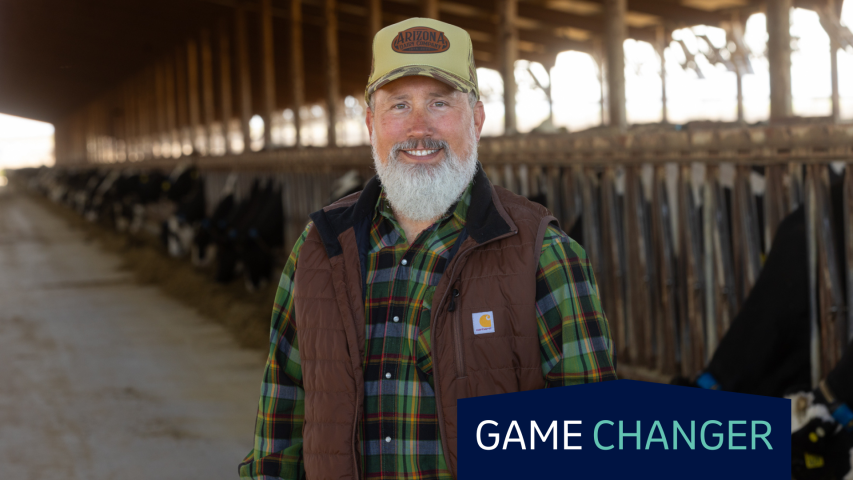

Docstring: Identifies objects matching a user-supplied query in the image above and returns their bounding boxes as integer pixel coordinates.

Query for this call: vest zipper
[431,229,516,479]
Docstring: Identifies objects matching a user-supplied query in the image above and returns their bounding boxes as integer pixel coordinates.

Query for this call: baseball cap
[365,18,479,104]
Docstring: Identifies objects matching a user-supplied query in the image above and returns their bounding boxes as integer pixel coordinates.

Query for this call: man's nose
[406,107,434,140]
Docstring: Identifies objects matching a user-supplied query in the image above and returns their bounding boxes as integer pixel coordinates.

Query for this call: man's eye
[434,102,446,107]
[393,104,407,109]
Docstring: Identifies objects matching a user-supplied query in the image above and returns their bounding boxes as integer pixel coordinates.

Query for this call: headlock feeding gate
[40,121,849,383]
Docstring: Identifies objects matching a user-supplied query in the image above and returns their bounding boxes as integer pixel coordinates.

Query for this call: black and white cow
[192,173,238,267]
[672,174,852,480]
[161,165,205,257]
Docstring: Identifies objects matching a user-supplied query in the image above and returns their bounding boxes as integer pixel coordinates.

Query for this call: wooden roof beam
[624,0,729,27]
[439,12,594,53]
[514,2,656,43]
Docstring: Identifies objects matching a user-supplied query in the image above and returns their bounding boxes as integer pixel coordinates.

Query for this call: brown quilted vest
[294,166,557,479]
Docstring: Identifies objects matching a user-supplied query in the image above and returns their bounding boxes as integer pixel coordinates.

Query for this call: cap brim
[365,65,478,104]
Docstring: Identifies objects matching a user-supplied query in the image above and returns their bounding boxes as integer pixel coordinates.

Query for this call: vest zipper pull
[448,288,459,312]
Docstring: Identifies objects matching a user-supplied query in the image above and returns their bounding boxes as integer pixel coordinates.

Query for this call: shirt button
[385,436,391,443]
[385,372,392,379]
[401,259,408,266]
[392,316,400,323]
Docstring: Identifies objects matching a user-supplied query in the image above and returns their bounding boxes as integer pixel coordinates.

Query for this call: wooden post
[657,25,668,123]
[144,69,154,158]
[499,0,518,134]
[594,40,607,126]
[201,29,216,153]
[236,5,253,151]
[291,0,305,147]
[187,38,202,153]
[844,162,853,344]
[219,18,233,154]
[164,55,178,155]
[703,165,719,360]
[652,165,678,374]
[137,72,149,159]
[677,164,705,376]
[175,46,189,152]
[732,14,746,123]
[605,0,627,130]
[261,0,276,149]
[155,62,166,152]
[369,0,382,37]
[600,167,627,362]
[326,0,340,147]
[422,0,439,19]
[767,0,793,122]
[830,0,841,122]
[764,165,787,252]
[736,67,745,122]
[124,83,135,161]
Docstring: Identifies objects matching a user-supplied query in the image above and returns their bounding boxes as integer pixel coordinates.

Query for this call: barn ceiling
[0,0,831,124]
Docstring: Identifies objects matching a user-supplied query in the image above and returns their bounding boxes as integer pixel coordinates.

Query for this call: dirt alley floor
[0,184,273,479]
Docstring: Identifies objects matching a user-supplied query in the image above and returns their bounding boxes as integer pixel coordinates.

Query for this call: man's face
[366,76,485,170]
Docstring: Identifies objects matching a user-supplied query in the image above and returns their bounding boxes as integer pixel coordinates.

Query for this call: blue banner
[458,380,790,479]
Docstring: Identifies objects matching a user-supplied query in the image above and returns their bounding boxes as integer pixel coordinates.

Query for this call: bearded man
[239,18,616,480]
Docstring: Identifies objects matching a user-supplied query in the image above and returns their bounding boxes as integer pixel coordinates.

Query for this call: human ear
[366,104,374,139]
[473,100,486,141]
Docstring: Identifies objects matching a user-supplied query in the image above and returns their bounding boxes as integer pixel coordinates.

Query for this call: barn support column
[122,85,132,161]
[147,69,156,157]
[128,83,137,160]
[187,38,202,154]
[369,0,382,38]
[326,0,340,147]
[218,18,234,154]
[236,5,253,152]
[731,14,746,123]
[767,0,793,122]
[499,0,518,134]
[164,56,178,156]
[291,0,305,147]
[175,46,189,154]
[657,25,668,123]
[200,29,216,154]
[422,0,439,19]
[830,0,841,122]
[154,65,163,156]
[736,65,745,122]
[593,40,606,126]
[136,73,149,159]
[542,57,556,127]
[261,0,276,149]
[604,0,627,131]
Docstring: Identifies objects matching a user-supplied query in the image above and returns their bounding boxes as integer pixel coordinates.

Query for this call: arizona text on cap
[365,18,479,104]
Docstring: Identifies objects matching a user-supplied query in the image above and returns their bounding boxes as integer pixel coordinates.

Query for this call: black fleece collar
[308,163,512,259]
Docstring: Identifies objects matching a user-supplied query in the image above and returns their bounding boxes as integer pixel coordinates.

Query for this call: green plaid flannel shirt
[239,182,616,479]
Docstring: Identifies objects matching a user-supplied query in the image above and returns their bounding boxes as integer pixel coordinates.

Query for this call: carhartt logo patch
[391,27,450,54]
[473,311,495,335]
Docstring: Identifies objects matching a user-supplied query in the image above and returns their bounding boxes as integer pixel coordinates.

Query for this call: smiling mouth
[402,148,441,157]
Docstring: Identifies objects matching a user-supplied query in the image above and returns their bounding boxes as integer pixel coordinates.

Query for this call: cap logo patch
[391,27,450,54]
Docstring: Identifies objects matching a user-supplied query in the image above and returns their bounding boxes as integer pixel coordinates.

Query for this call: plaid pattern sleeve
[238,223,313,480]
[536,225,617,386]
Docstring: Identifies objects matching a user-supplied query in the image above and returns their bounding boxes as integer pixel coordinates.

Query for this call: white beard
[372,121,479,223]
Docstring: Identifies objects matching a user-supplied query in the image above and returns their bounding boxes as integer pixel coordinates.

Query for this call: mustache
[388,137,449,161]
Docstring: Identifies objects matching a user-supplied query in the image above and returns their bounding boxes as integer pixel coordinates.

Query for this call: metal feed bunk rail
[85,122,853,383]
